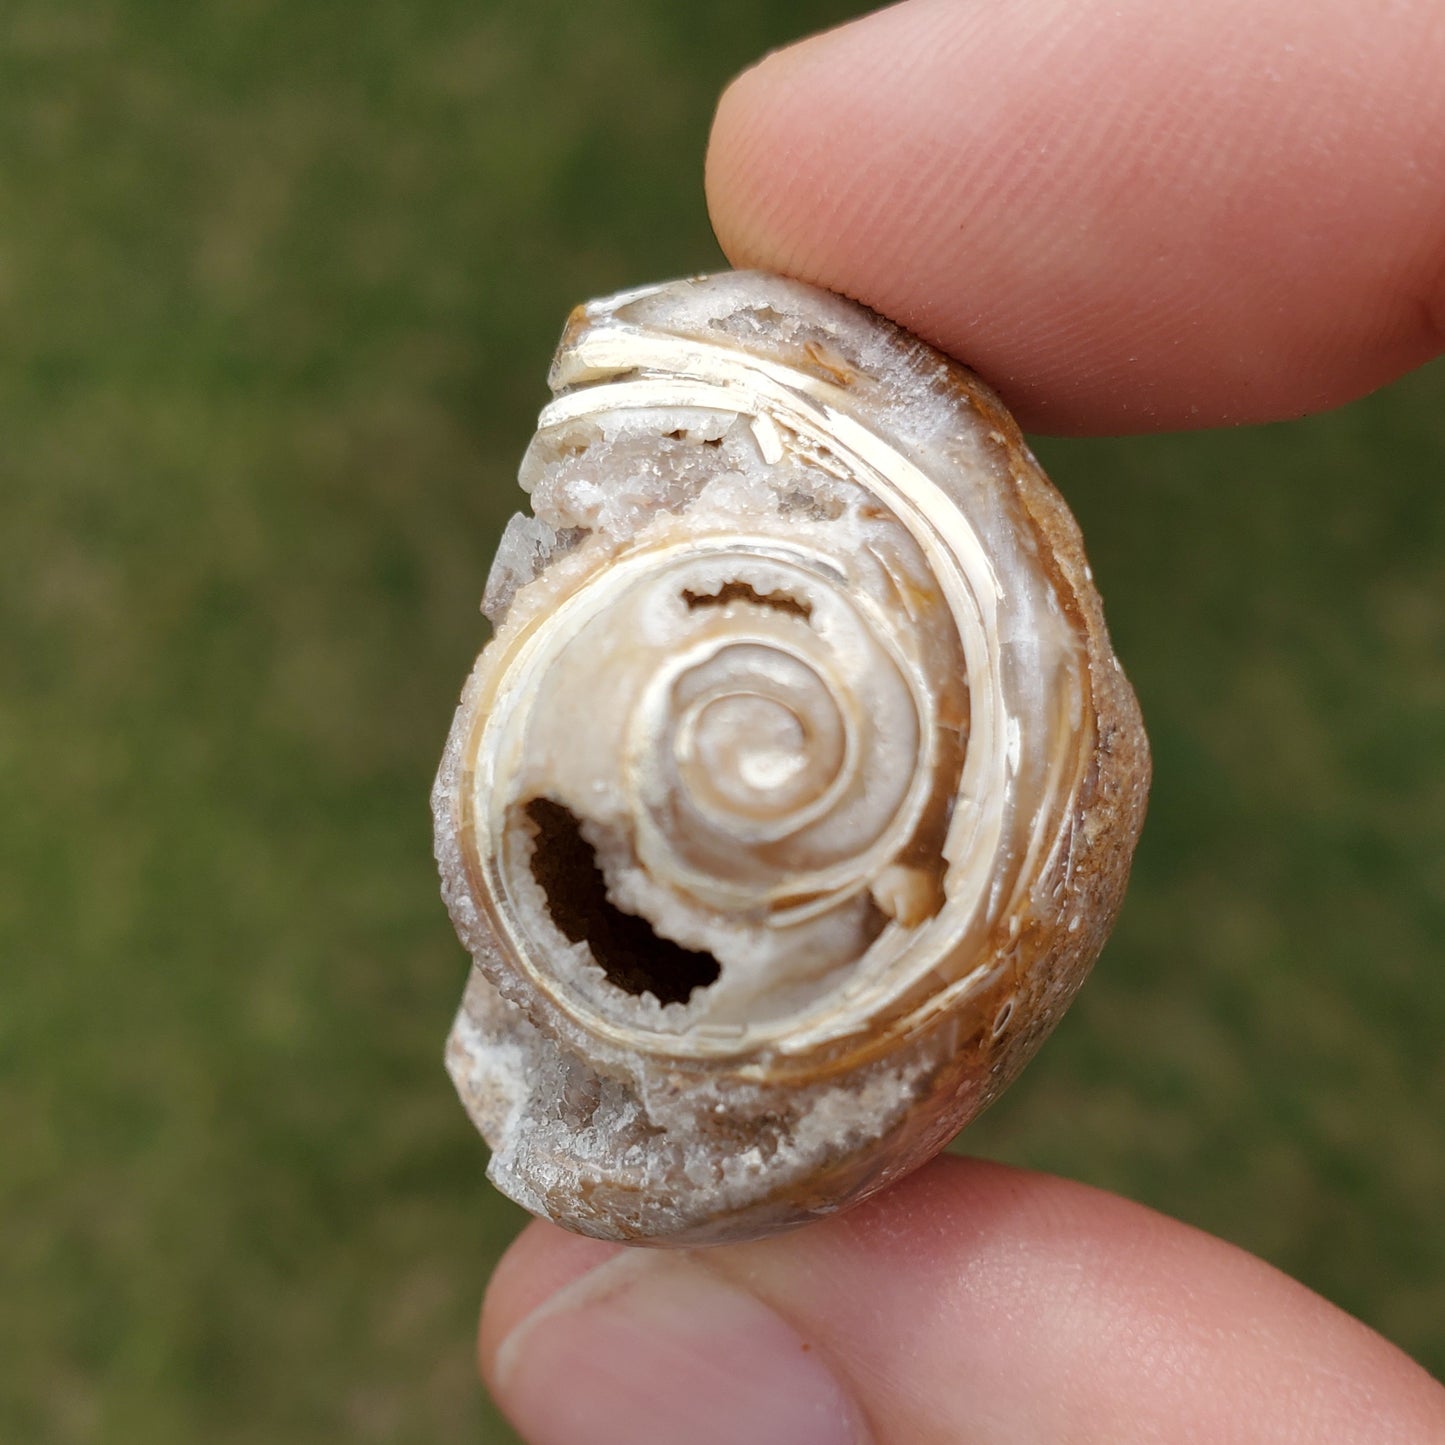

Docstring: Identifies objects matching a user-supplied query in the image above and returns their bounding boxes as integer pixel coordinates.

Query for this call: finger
[705,0,1445,434]
[480,1157,1445,1445]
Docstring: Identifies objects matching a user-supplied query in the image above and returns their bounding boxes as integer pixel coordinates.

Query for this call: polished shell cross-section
[433,272,1149,1245]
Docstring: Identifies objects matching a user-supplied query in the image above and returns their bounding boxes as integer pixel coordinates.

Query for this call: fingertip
[478,1221,621,1387]
[706,47,816,279]
[708,18,914,289]
[706,0,1445,433]
[476,1158,1445,1443]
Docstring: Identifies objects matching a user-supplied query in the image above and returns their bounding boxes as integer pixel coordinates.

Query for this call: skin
[480,2,1445,1439]
[707,0,1445,436]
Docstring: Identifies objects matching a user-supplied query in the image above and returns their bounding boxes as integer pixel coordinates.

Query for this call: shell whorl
[434,273,1149,1245]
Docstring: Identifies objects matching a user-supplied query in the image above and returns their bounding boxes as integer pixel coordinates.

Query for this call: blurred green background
[2,1,1441,1440]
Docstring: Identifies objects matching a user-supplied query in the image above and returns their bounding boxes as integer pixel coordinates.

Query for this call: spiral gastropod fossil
[434,272,1149,1245]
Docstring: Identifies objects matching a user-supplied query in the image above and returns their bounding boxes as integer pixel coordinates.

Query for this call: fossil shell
[434,272,1149,1246]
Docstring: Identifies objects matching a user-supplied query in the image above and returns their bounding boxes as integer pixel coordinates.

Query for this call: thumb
[479,1158,1445,1444]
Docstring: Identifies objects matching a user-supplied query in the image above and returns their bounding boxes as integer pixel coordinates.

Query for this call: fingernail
[491,1251,868,1445]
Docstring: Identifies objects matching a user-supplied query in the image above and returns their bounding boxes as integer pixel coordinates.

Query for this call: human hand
[478,2,1445,1440]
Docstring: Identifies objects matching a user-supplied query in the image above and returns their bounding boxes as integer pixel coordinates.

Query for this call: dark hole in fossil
[523,798,721,1006]
[681,580,813,620]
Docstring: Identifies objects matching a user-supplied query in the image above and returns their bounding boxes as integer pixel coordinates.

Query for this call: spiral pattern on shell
[434,273,1149,1245]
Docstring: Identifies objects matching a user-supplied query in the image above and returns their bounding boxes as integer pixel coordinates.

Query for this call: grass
[1,2,1441,1439]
